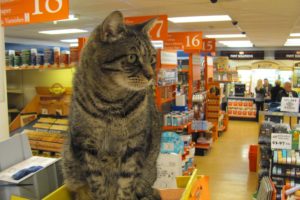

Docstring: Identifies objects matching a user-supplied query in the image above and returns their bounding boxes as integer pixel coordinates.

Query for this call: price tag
[271,133,292,150]
[202,39,216,52]
[281,97,299,113]
[125,15,168,41]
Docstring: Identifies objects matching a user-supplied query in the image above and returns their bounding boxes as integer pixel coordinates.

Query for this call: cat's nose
[143,67,154,80]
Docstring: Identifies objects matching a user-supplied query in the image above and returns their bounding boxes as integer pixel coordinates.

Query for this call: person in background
[263,78,272,97]
[255,79,266,121]
[276,81,298,102]
[271,80,284,102]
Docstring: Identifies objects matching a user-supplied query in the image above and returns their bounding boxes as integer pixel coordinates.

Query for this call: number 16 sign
[125,15,168,41]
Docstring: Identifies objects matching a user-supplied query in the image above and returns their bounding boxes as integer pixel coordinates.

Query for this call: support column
[0,14,9,141]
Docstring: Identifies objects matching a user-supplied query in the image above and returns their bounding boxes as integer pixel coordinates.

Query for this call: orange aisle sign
[202,38,216,52]
[165,32,203,52]
[1,0,69,26]
[125,15,168,41]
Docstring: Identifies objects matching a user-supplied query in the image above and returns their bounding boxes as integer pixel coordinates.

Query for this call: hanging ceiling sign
[164,32,204,52]
[1,0,69,26]
[275,50,300,60]
[220,51,264,60]
[125,15,168,41]
[202,38,216,53]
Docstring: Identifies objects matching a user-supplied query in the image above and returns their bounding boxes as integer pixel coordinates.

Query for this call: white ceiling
[4,0,300,47]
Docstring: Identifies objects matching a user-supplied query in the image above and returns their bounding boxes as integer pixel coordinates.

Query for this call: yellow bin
[11,170,210,200]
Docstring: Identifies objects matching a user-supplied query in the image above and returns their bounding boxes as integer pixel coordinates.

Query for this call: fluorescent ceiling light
[284,38,300,46]
[290,33,300,37]
[219,40,253,47]
[57,14,78,22]
[61,39,78,43]
[70,43,79,47]
[168,15,231,23]
[205,34,246,38]
[39,29,88,35]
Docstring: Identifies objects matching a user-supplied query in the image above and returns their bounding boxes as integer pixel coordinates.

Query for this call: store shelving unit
[6,65,75,71]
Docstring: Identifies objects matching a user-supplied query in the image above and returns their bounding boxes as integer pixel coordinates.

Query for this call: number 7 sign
[125,15,168,41]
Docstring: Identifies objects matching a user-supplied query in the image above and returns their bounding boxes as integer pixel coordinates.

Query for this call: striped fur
[62,11,162,200]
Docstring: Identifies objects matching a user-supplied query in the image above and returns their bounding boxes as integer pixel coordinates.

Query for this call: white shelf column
[0,15,9,141]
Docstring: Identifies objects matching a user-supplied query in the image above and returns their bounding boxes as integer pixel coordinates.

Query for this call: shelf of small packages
[6,64,76,71]
[162,121,192,131]
[193,124,214,150]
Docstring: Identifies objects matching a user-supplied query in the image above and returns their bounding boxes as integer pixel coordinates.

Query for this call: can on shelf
[44,48,54,66]
[54,47,60,66]
[37,54,44,66]
[21,49,31,66]
[31,48,37,66]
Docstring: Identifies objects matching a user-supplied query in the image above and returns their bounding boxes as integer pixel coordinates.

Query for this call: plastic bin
[248,144,258,172]
[12,170,210,200]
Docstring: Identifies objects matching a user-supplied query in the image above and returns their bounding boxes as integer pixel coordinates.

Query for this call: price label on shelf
[271,133,292,150]
[125,15,168,41]
[1,0,69,26]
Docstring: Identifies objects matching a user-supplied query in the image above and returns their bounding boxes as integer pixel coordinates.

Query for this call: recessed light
[39,29,88,35]
[205,34,246,38]
[168,15,231,23]
[290,33,300,37]
[70,43,79,47]
[61,39,78,43]
[219,40,253,47]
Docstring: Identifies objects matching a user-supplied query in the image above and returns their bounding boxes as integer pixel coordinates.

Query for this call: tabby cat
[62,11,162,200]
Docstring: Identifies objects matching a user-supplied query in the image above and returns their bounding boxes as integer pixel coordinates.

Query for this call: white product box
[153,153,182,189]
[176,95,186,106]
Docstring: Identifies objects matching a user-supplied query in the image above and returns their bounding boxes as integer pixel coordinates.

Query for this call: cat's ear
[100,11,125,42]
[137,18,157,36]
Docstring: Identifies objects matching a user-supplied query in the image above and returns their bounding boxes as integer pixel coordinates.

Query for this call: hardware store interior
[3,0,300,200]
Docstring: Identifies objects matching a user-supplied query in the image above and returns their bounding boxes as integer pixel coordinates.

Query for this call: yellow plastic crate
[11,170,209,200]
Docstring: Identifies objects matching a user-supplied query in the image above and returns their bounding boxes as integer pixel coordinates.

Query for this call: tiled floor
[195,121,259,200]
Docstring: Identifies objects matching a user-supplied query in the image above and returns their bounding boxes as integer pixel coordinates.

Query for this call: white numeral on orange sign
[153,20,163,38]
[186,34,201,48]
[33,0,63,15]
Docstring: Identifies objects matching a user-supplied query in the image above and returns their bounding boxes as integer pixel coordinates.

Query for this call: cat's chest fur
[74,95,150,156]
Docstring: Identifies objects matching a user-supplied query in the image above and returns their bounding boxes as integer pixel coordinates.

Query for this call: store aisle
[195,121,259,200]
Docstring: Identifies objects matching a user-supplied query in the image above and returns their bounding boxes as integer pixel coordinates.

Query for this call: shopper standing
[263,78,272,97]
[271,80,284,102]
[276,81,298,102]
[255,79,266,122]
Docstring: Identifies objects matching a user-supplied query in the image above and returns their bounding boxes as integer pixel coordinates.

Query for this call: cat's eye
[150,56,156,64]
[127,54,138,64]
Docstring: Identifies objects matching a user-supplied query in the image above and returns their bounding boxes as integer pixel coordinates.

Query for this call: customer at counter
[264,78,272,97]
[255,79,266,121]
[276,81,298,102]
[271,80,284,102]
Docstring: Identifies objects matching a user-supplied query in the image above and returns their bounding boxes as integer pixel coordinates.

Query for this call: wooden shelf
[195,143,211,149]
[6,65,75,71]
[7,89,23,94]
[163,122,192,131]
[178,69,189,73]
[161,97,175,104]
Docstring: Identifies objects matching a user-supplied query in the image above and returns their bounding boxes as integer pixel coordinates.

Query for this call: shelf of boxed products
[6,64,75,71]
[227,99,256,119]
[163,110,194,131]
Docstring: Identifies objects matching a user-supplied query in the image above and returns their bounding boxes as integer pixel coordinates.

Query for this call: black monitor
[234,83,246,97]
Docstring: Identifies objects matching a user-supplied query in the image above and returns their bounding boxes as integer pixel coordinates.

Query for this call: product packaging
[53,47,60,66]
[31,48,37,66]
[70,47,79,65]
[21,49,31,67]
[44,48,54,66]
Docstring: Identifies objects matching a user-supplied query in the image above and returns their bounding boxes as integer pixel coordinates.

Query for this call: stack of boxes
[227,99,256,118]
[163,110,194,127]
[154,132,195,188]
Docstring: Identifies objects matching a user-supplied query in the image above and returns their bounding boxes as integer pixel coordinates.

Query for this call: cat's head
[86,11,157,91]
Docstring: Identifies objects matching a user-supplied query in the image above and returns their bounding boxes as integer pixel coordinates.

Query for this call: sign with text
[271,133,292,150]
[281,97,299,113]
[275,50,300,60]
[220,51,264,60]
[202,38,216,52]
[160,50,177,66]
[125,15,168,41]
[1,0,69,26]
[164,32,203,51]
